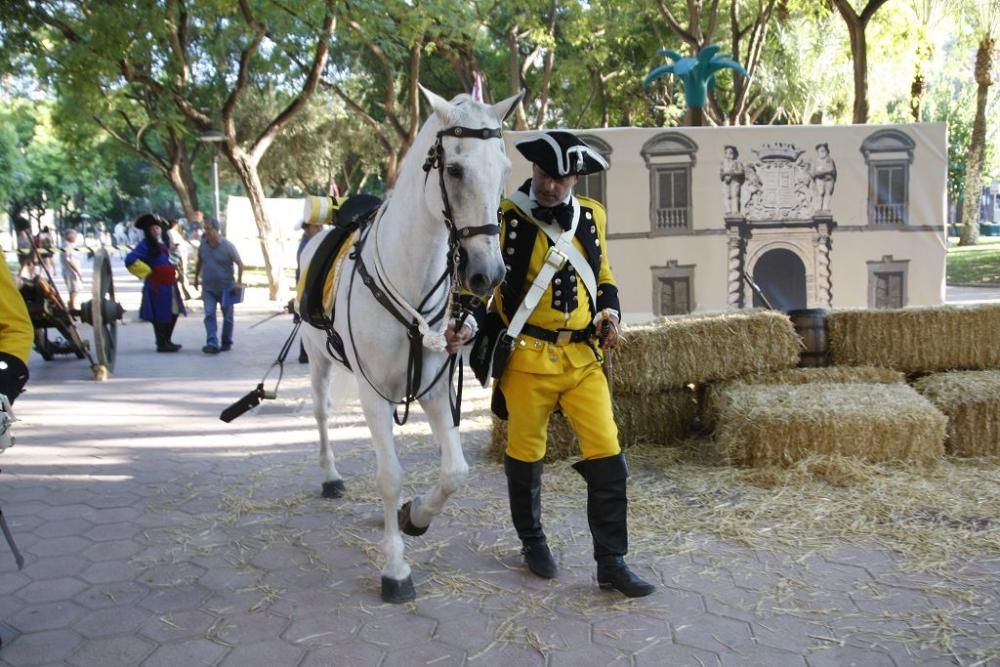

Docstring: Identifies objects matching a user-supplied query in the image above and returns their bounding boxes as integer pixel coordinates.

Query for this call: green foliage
[947,236,1000,285]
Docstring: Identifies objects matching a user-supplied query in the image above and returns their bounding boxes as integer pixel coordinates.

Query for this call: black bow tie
[532,203,573,231]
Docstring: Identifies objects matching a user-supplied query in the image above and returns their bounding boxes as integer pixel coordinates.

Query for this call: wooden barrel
[788,308,828,367]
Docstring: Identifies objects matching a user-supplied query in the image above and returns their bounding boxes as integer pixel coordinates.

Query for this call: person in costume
[451,131,655,598]
[125,213,186,352]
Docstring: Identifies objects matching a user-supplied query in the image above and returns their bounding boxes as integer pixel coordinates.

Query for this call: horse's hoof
[322,479,346,498]
[398,501,429,536]
[381,575,416,603]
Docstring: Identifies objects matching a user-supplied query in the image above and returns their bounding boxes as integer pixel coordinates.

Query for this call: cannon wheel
[89,249,121,378]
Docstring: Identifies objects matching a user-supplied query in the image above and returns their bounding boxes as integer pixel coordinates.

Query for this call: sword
[600,311,614,400]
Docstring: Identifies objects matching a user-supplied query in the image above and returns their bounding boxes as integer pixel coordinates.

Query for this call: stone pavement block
[16,576,88,603]
[79,558,146,584]
[466,641,546,665]
[73,604,155,638]
[805,644,896,666]
[8,600,87,633]
[139,609,218,643]
[0,628,83,665]
[283,612,364,646]
[634,641,720,667]
[383,640,466,667]
[72,580,149,610]
[592,613,670,652]
[433,613,498,653]
[719,645,807,666]
[674,613,753,653]
[299,640,385,667]
[138,583,211,613]
[82,539,144,562]
[81,507,143,524]
[550,643,628,666]
[214,611,291,646]
[358,613,437,649]
[33,517,94,539]
[219,638,303,667]
[25,555,87,579]
[141,638,230,667]
[750,614,836,654]
[0,571,30,596]
[67,634,155,667]
[84,522,141,542]
[25,536,91,558]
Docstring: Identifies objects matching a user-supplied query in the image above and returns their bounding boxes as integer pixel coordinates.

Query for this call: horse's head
[419,86,522,297]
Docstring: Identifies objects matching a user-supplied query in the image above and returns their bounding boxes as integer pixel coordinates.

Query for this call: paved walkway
[1,256,997,666]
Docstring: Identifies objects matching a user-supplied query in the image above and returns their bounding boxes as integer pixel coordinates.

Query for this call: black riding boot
[154,320,180,353]
[504,455,558,579]
[572,453,655,598]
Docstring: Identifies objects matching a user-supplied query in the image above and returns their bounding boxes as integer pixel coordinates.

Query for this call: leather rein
[347,124,504,426]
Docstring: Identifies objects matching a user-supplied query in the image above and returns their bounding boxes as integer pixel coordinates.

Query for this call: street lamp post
[198,129,225,234]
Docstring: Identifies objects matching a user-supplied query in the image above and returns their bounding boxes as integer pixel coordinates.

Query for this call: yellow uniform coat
[492,182,621,462]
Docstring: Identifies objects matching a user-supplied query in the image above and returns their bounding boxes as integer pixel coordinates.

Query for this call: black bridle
[349,123,505,426]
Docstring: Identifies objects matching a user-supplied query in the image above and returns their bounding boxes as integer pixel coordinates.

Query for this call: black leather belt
[520,323,593,345]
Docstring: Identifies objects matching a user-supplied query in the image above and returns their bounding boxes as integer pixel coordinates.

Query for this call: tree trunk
[687,107,705,127]
[230,149,282,299]
[507,28,529,131]
[959,34,995,247]
[166,161,200,223]
[847,22,869,123]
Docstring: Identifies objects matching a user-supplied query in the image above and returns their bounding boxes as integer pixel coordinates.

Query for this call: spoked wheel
[80,249,124,379]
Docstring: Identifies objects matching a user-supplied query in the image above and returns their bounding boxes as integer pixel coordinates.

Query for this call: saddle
[298,195,381,329]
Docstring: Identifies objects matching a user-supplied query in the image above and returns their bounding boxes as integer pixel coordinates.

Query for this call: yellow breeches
[500,357,620,463]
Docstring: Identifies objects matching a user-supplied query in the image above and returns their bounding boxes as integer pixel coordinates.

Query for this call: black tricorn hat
[134,213,168,232]
[514,131,608,178]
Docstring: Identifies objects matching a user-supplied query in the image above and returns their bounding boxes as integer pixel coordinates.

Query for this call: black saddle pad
[300,196,381,328]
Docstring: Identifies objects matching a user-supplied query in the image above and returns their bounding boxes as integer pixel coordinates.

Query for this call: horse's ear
[493,90,524,124]
[419,84,453,121]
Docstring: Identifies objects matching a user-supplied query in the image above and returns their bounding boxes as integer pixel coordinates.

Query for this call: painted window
[575,135,612,208]
[861,130,915,227]
[651,261,694,315]
[871,162,908,225]
[867,255,908,308]
[641,133,698,235]
[874,271,904,308]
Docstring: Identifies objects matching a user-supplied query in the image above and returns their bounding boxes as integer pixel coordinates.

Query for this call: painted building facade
[506,123,948,324]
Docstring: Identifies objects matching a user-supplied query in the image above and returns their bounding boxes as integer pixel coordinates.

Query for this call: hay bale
[715,383,946,467]
[827,304,1000,373]
[912,370,1000,457]
[487,388,697,463]
[701,366,905,432]
[612,309,801,393]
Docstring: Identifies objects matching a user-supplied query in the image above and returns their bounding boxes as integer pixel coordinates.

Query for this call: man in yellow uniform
[1,263,32,407]
[458,131,654,598]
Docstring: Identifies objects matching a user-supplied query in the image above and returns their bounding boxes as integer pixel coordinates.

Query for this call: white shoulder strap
[507,191,598,307]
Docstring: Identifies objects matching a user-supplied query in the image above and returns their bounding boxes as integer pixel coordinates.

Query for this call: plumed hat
[514,131,608,178]
[134,213,168,232]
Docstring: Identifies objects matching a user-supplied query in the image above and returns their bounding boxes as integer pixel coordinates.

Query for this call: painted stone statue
[810,143,837,211]
[720,145,745,215]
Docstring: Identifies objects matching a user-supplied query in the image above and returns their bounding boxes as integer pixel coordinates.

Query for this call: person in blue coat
[125,213,186,352]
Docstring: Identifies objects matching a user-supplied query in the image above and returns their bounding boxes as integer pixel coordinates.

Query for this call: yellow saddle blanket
[296,229,359,320]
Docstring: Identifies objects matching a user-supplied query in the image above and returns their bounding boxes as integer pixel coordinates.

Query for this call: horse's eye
[447,163,463,179]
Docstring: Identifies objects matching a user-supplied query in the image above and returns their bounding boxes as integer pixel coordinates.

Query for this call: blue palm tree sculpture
[644,44,748,125]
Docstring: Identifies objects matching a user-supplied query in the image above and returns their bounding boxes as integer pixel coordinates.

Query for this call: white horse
[299,87,521,603]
